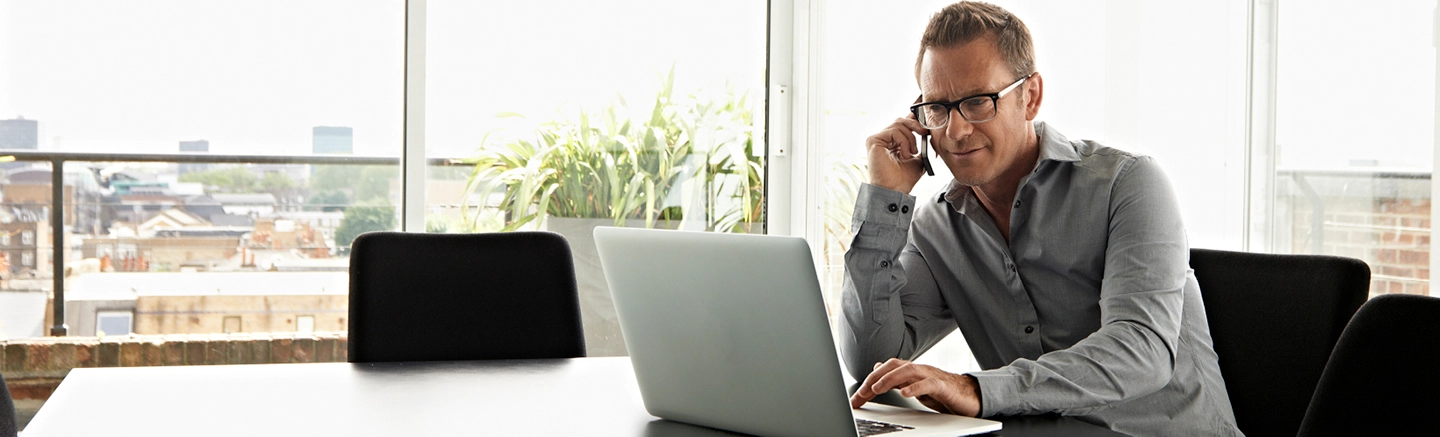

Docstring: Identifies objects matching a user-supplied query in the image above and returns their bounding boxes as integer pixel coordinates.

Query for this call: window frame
[96,310,134,337]
[22,0,786,336]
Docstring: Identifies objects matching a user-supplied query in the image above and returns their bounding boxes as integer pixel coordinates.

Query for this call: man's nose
[944,108,974,141]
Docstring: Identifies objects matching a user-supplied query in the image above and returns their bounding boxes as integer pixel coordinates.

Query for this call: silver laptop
[595,227,1001,437]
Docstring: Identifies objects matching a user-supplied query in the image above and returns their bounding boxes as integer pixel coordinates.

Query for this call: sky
[2,0,1433,167]
[0,1,405,156]
[0,0,766,159]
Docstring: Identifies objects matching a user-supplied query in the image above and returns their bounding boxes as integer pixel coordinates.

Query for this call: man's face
[918,38,1038,188]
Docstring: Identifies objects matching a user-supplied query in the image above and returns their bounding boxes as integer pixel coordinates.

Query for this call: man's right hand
[866,115,930,194]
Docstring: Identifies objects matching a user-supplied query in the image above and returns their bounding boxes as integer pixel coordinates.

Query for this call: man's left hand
[849,358,983,417]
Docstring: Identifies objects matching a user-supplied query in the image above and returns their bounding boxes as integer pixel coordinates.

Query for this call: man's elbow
[1116,321,1178,399]
[1128,356,1174,399]
[839,336,889,381]
[838,323,875,381]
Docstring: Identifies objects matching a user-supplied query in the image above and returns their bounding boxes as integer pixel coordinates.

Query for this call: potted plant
[459,70,764,355]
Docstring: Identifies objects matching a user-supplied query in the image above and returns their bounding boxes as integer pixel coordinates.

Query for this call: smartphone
[913,94,935,177]
[919,133,935,176]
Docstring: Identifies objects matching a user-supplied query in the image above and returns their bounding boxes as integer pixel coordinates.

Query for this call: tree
[305,190,350,212]
[334,198,396,253]
[311,165,364,193]
[355,166,396,203]
[259,171,295,191]
[311,165,395,203]
[179,167,257,193]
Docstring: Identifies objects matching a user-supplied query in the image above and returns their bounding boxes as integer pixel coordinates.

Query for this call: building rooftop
[67,271,349,300]
[272,258,348,272]
[212,193,277,205]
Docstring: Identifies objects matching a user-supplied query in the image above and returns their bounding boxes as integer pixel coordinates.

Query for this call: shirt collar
[937,121,1081,213]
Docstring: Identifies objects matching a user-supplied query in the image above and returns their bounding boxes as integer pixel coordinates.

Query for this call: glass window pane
[424,0,768,356]
[96,311,133,336]
[1272,0,1435,297]
[0,161,55,341]
[0,1,404,346]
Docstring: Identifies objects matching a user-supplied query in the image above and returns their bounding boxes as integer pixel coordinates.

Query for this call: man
[840,2,1241,435]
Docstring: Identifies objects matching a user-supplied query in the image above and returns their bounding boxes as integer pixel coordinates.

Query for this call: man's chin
[941,158,996,187]
[947,170,995,188]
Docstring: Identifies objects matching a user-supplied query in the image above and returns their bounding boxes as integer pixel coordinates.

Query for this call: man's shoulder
[1073,140,1144,169]
[1057,140,1160,186]
[1036,126,1169,199]
[1035,122,1147,177]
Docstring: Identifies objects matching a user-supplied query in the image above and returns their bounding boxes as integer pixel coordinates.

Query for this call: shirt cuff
[967,368,1020,417]
[853,183,918,229]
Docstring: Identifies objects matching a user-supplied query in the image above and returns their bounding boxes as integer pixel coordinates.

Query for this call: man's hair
[915,1,1035,81]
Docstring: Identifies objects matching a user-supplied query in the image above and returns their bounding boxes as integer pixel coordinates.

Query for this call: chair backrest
[348,231,586,362]
[1,371,16,437]
[1189,249,1369,437]
[1297,294,1440,437]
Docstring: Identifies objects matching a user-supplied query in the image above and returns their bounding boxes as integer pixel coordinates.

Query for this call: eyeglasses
[909,73,1034,129]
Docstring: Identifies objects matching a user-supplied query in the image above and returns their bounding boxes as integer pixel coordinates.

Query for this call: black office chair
[1189,249,1370,437]
[348,231,586,362]
[2,370,16,437]
[1296,294,1440,436]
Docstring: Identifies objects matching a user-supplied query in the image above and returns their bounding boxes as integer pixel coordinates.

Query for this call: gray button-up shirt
[840,122,1241,436]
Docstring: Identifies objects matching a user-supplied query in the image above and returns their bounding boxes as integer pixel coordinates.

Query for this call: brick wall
[134,295,349,334]
[1,332,347,403]
[1281,175,1430,297]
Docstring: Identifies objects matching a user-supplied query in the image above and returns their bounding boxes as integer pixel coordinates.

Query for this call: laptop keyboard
[856,418,915,436]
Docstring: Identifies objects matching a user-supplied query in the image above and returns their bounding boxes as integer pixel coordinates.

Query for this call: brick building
[1277,171,1430,297]
[64,271,348,337]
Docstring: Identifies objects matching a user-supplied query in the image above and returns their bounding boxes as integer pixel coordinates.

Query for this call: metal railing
[1277,167,1431,255]
[0,150,471,336]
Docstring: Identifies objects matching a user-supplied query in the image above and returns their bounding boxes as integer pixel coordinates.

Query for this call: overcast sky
[0,0,765,159]
[1,0,1433,169]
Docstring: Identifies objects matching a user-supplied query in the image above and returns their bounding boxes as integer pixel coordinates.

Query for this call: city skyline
[0,117,38,150]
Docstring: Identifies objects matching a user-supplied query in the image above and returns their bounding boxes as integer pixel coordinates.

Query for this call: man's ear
[1023,72,1044,121]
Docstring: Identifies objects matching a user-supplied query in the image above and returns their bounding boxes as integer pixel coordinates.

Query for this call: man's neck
[972,127,1040,243]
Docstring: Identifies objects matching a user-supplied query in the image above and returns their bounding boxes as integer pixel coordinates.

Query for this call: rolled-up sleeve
[968,156,1187,416]
[839,183,956,381]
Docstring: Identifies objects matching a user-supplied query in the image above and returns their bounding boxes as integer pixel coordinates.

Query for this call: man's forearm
[967,317,1178,416]
[838,184,934,380]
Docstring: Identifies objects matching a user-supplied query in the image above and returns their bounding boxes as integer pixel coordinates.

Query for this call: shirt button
[901,205,910,214]
[1024,326,1035,334]
[1013,200,1022,209]
[880,260,890,268]
[887,204,898,213]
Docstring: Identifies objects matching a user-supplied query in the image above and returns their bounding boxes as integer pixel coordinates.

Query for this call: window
[1,234,9,246]
[295,315,314,334]
[222,316,242,334]
[1255,0,1435,297]
[1,0,402,339]
[9,0,1415,366]
[424,0,768,357]
[96,311,133,337]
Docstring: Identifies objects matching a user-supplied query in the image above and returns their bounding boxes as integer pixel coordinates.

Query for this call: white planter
[542,217,679,357]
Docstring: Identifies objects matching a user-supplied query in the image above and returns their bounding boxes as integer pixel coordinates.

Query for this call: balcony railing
[0,150,471,336]
[1277,167,1430,254]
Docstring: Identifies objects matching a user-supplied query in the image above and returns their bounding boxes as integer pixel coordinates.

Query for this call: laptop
[594,227,1002,437]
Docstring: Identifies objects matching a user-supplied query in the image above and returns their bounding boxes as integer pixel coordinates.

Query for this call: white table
[23,357,1120,436]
